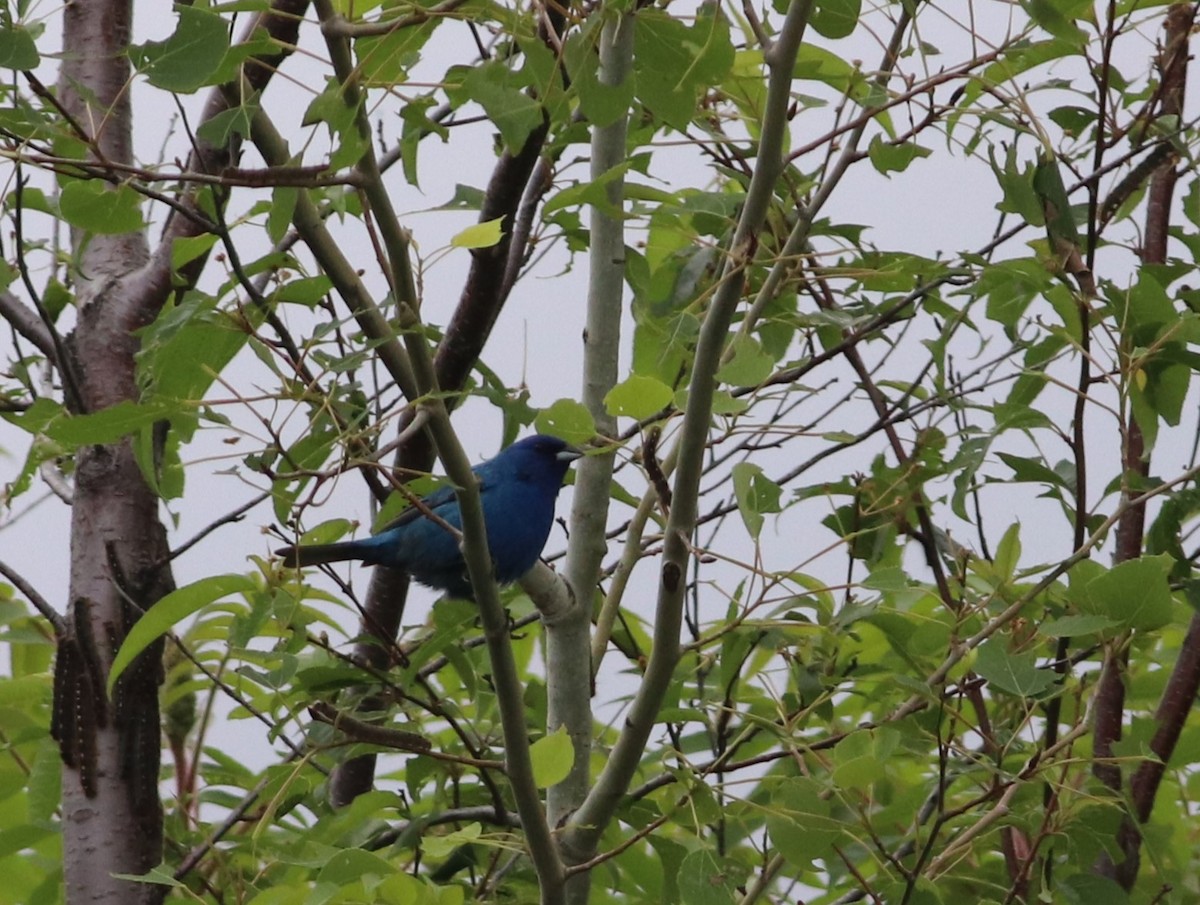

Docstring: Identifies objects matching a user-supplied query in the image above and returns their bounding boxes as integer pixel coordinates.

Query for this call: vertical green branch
[552,8,635,897]
[561,0,815,858]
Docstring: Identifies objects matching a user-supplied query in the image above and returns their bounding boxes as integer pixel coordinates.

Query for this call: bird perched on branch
[276,434,582,599]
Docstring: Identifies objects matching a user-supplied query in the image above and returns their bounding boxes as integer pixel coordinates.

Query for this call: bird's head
[501,434,583,485]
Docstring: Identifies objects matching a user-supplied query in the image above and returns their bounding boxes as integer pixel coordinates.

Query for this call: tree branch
[552,11,634,871]
[561,0,816,858]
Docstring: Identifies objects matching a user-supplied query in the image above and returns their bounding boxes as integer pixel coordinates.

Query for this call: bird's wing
[375,479,458,533]
[374,461,498,535]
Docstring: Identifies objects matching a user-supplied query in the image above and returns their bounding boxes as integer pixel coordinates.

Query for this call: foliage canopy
[1,0,1199,903]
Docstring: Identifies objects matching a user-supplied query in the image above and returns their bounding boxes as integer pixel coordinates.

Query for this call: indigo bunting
[276,434,581,598]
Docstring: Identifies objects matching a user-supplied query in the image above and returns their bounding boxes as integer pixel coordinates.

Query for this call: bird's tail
[275,540,374,568]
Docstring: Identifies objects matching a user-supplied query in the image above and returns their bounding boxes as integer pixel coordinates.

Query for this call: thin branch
[0,559,65,635]
[0,290,55,360]
[563,0,816,858]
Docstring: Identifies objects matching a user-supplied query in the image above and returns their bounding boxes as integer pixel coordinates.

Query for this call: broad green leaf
[975,640,1056,697]
[44,399,176,446]
[542,162,634,221]
[355,22,437,87]
[529,726,573,788]
[993,522,1021,582]
[170,234,220,271]
[435,184,486,211]
[450,217,505,249]
[267,185,297,244]
[0,25,40,70]
[421,823,481,858]
[1024,0,1089,42]
[316,850,395,886]
[59,181,145,235]
[195,101,257,146]
[716,336,774,387]
[998,451,1070,488]
[765,777,841,868]
[634,9,734,132]
[867,136,931,175]
[462,62,543,152]
[137,6,230,93]
[604,375,673,420]
[138,294,260,434]
[832,729,886,790]
[535,399,596,445]
[732,462,782,539]
[108,575,256,694]
[274,275,333,307]
[977,258,1054,332]
[969,38,1077,105]
[1147,485,1200,578]
[676,849,739,905]
[811,0,861,38]
[793,43,860,95]
[1085,555,1174,631]
[1057,873,1130,905]
[566,27,635,128]
[988,145,1043,225]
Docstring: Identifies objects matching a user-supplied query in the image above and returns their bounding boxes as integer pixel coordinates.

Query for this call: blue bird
[276,434,582,599]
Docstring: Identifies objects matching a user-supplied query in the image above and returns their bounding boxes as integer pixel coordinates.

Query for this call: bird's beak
[557,445,584,463]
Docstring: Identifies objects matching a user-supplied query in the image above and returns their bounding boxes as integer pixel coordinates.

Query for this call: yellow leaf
[451,217,505,249]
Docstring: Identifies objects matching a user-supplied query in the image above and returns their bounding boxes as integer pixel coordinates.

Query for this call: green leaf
[567,29,635,128]
[435,183,486,211]
[1057,873,1130,905]
[44,399,176,447]
[195,101,257,146]
[716,335,774,387]
[634,9,734,132]
[732,462,782,539]
[1048,105,1094,138]
[170,234,220,272]
[529,726,574,788]
[1085,555,1174,631]
[421,822,481,858]
[535,398,596,445]
[108,575,256,694]
[59,181,146,235]
[811,0,861,38]
[832,730,881,790]
[998,451,1070,488]
[450,217,505,249]
[267,185,297,244]
[355,21,437,87]
[137,6,231,93]
[676,849,739,905]
[867,136,931,175]
[138,294,258,424]
[977,258,1054,332]
[765,777,841,868]
[0,25,40,70]
[975,641,1056,697]
[988,145,1043,226]
[462,62,543,152]
[316,850,396,886]
[793,42,861,95]
[993,522,1021,581]
[1147,485,1200,578]
[1023,0,1089,42]
[604,375,673,420]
